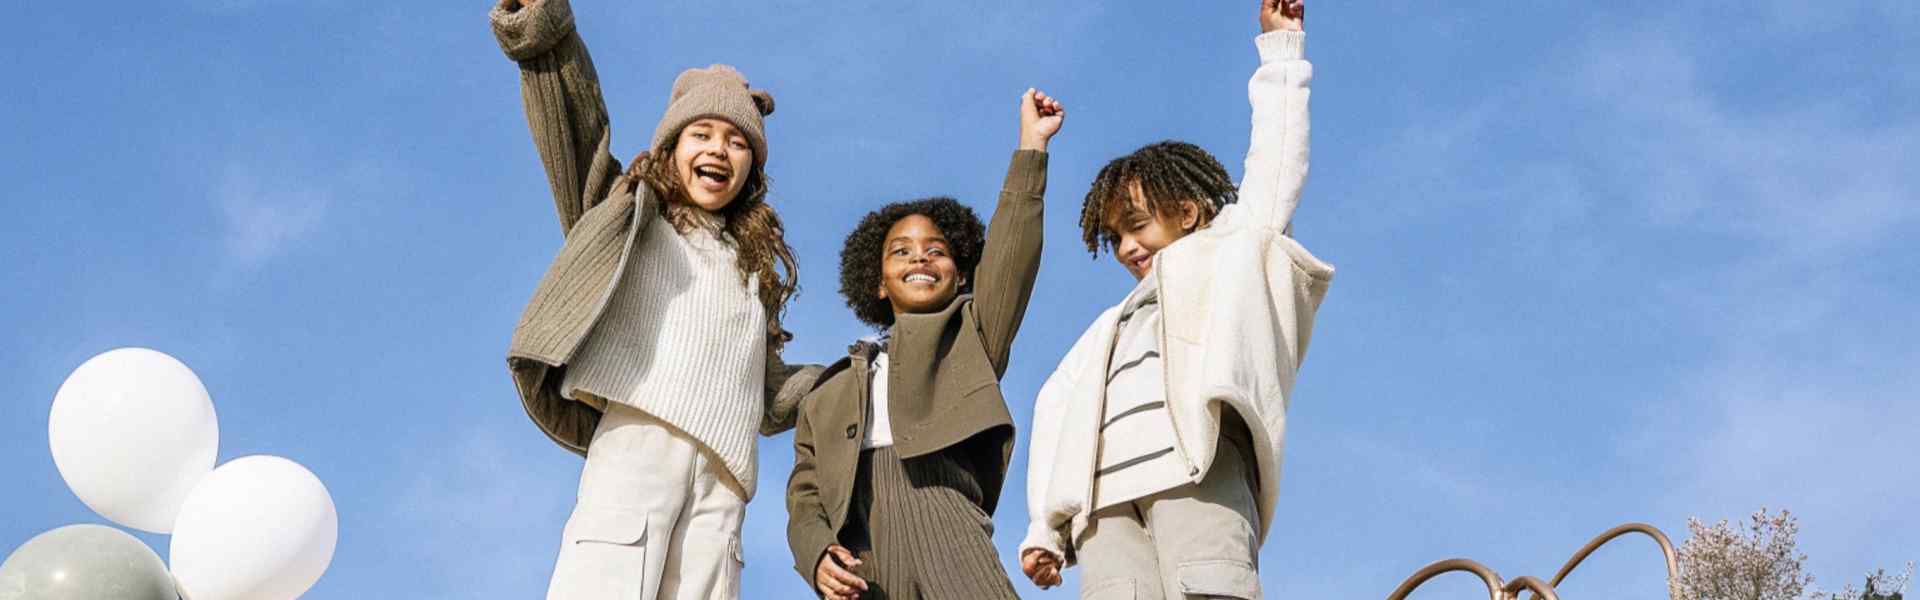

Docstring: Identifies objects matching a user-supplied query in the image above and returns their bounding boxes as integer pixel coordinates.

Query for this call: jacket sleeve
[786,401,837,586]
[970,150,1048,377]
[760,350,825,436]
[490,0,624,234]
[1235,30,1311,234]
[1018,354,1078,565]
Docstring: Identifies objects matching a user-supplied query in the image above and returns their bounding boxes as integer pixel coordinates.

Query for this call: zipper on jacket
[1154,262,1202,481]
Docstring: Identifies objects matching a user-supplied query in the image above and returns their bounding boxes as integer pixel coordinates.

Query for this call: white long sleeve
[1237,30,1312,233]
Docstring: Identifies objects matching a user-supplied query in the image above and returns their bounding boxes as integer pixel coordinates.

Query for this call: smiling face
[1105,183,1202,280]
[876,214,966,317]
[672,118,755,212]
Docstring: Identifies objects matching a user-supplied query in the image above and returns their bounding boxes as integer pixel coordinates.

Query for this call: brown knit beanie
[650,64,775,168]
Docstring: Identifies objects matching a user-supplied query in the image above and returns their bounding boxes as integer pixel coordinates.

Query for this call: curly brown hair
[837,197,986,329]
[619,141,799,351]
[1078,140,1238,257]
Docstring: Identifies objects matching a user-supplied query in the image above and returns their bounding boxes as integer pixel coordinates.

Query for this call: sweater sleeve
[760,350,825,436]
[490,0,624,234]
[1236,30,1311,233]
[785,402,838,587]
[970,150,1048,377]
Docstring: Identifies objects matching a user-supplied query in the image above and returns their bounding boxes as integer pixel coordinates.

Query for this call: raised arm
[970,89,1063,376]
[1237,0,1311,233]
[490,0,624,233]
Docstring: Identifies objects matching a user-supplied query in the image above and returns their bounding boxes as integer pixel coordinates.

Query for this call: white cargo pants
[546,402,746,600]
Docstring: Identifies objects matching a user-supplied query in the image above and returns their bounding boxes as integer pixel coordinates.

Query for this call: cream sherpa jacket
[1021,30,1334,562]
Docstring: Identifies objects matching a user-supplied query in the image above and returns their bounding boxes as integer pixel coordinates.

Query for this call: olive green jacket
[491,0,820,455]
[785,150,1048,581]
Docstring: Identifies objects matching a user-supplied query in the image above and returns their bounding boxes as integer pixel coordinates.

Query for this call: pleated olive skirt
[837,445,1019,600]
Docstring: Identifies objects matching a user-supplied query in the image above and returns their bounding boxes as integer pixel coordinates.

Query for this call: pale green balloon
[0,524,178,600]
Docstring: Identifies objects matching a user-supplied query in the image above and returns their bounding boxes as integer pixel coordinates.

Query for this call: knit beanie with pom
[650,64,775,168]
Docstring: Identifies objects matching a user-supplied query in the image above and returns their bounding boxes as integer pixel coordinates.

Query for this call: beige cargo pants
[1076,437,1263,600]
[545,402,746,600]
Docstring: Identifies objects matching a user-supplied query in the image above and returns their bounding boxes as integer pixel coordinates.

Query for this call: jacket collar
[844,292,972,361]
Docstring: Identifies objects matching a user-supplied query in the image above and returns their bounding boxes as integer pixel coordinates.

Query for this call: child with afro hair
[835,196,988,329]
[1020,2,1336,599]
[786,89,1065,600]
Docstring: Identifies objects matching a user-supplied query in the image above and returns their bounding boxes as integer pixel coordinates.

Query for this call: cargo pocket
[711,534,745,600]
[1176,559,1260,599]
[1080,577,1137,600]
[550,507,649,600]
[683,526,741,596]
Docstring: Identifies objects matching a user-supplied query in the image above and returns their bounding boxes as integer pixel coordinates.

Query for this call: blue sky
[4,1,1916,598]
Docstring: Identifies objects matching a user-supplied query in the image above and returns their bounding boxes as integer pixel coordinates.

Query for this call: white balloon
[49,347,220,533]
[170,455,338,600]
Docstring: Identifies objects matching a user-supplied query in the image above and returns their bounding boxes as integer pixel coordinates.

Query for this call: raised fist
[1018,88,1066,152]
[1261,0,1304,33]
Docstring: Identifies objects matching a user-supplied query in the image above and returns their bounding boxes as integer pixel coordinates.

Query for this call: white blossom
[1674,508,1814,600]
[1675,508,1910,600]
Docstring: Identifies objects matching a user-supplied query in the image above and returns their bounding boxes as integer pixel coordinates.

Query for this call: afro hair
[837,197,987,329]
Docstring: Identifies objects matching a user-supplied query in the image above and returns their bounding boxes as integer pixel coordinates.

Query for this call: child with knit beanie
[489,0,822,598]
[786,89,1065,600]
[1019,2,1334,599]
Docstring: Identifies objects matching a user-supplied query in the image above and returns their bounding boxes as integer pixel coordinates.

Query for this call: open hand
[1021,548,1064,589]
[1018,88,1066,152]
[815,545,868,600]
[1261,0,1304,33]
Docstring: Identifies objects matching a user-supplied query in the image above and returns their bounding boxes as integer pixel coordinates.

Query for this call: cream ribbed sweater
[561,214,768,498]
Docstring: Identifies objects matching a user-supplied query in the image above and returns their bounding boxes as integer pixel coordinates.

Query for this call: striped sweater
[1091,278,1189,509]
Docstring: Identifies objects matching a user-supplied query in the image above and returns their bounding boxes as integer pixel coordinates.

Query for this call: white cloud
[185,0,328,14]
[393,424,576,599]
[1568,17,1920,587]
[215,167,329,268]
[1337,432,1500,508]
[1338,8,1920,592]
[1756,0,1920,35]
[1571,33,1919,257]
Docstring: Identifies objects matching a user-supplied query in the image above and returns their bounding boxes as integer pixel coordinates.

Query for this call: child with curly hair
[786,89,1065,600]
[488,0,822,597]
[1019,2,1334,599]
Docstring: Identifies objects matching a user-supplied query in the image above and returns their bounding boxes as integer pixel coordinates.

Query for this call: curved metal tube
[1534,522,1678,599]
[1504,576,1559,600]
[1388,522,1677,600]
[1386,558,1504,600]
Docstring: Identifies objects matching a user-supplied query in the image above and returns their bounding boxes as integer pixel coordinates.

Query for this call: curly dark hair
[1078,140,1238,257]
[838,197,986,329]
